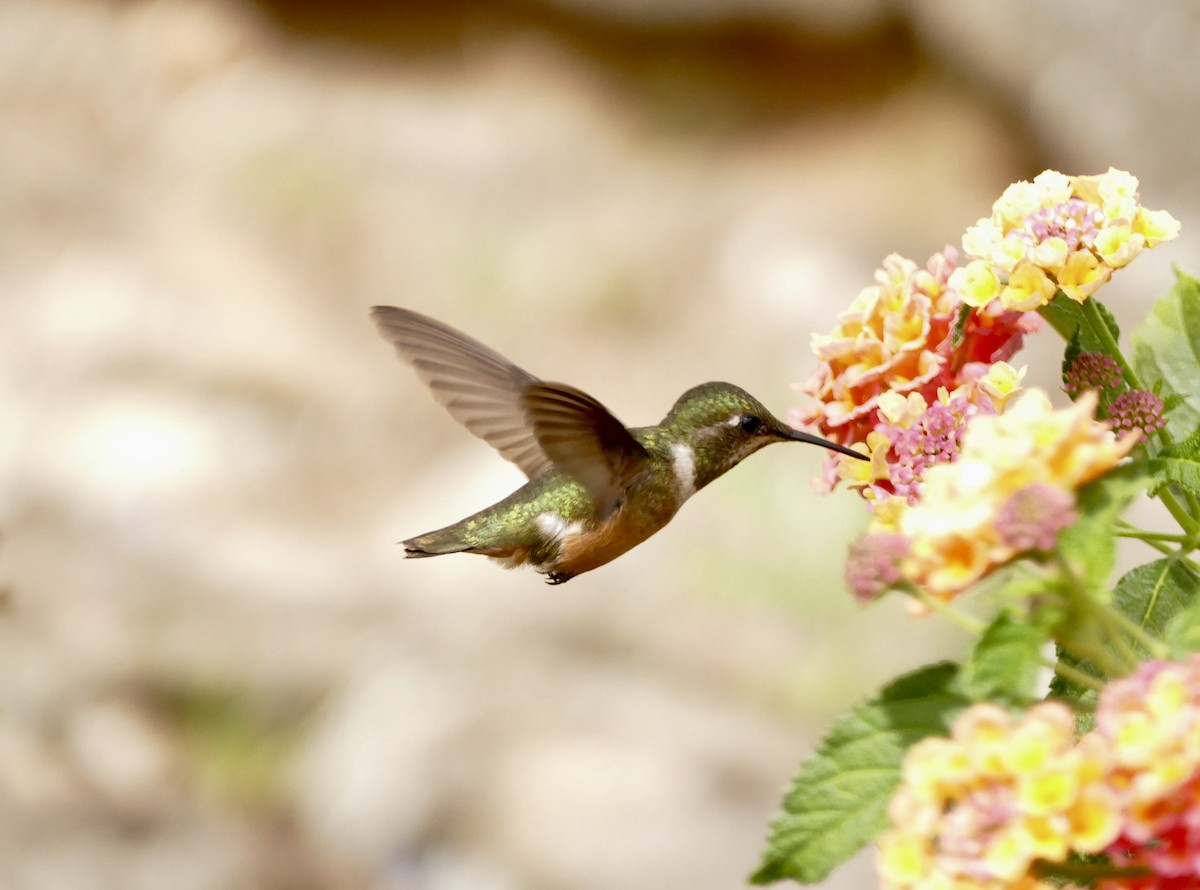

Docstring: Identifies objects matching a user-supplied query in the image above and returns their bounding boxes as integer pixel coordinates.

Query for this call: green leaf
[1093,300,1121,344]
[1056,467,1145,595]
[1047,647,1098,729]
[1148,424,1200,498]
[1062,326,1084,386]
[1114,558,1200,659]
[1045,294,1126,408]
[752,663,969,885]
[1167,596,1200,656]
[1040,291,1086,343]
[1131,268,1200,440]
[961,613,1047,705]
[1041,292,1120,355]
[950,304,972,349]
[1048,558,1198,725]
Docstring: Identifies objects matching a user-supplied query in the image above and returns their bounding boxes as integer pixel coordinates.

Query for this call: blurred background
[2,1,1199,888]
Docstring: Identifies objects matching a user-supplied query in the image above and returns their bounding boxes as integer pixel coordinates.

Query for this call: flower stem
[1053,555,1139,676]
[1048,657,1106,693]
[1113,526,1185,557]
[1103,603,1170,661]
[1074,298,1200,536]
[1081,296,1145,391]
[907,587,987,635]
[1114,525,1190,544]
[1035,860,1154,882]
[1159,487,1200,537]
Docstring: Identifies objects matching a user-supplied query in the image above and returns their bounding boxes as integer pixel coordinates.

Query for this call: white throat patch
[670,442,696,499]
[536,512,583,544]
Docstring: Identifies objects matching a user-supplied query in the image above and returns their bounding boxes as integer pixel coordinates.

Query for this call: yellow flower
[1093,222,1145,268]
[949,259,1001,308]
[976,362,1025,411]
[881,389,1135,600]
[800,253,950,446]
[994,179,1044,228]
[1056,250,1112,303]
[963,217,1002,258]
[877,702,1117,890]
[877,830,929,886]
[1032,169,1072,204]
[956,167,1178,309]
[1135,206,1181,245]
[1067,783,1122,853]
[1029,235,1069,271]
[877,391,930,427]
[998,262,1058,312]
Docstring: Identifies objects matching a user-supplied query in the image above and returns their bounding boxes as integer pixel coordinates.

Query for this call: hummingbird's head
[661,382,866,490]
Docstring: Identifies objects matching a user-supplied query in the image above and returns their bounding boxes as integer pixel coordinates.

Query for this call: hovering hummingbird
[372,306,867,584]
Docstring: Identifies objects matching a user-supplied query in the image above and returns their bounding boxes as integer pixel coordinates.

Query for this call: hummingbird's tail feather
[402,529,472,558]
[403,530,537,573]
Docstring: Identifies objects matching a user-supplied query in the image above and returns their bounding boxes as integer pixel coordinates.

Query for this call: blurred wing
[522,382,649,518]
[371,306,554,479]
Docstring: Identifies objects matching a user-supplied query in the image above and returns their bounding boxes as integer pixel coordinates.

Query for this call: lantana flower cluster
[794,248,1038,476]
[878,702,1116,890]
[848,388,1137,602]
[770,166,1191,890]
[1095,658,1200,889]
[798,169,1177,519]
[878,657,1200,890]
[951,169,1180,311]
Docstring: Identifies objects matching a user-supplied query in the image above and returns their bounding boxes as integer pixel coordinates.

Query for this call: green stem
[1053,555,1139,676]
[1080,297,1144,391]
[1185,492,1200,532]
[1159,487,1200,537]
[1035,860,1153,882]
[1049,658,1106,693]
[1103,604,1170,660]
[1114,528,1190,544]
[907,587,987,635]
[1114,519,1200,557]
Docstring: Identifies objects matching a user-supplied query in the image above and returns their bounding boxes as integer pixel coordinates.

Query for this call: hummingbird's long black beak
[783,428,870,461]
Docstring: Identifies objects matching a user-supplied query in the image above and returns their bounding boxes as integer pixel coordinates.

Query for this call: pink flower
[795,248,1037,453]
[844,533,910,602]
[1064,352,1123,396]
[1107,390,1166,441]
[995,484,1079,552]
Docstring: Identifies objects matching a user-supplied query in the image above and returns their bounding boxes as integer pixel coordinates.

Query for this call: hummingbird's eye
[738,415,763,434]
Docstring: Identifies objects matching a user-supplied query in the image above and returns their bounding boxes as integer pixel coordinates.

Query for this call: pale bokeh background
[2,1,1198,888]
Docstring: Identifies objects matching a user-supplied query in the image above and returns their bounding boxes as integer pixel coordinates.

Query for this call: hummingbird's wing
[371,306,554,479]
[522,382,650,519]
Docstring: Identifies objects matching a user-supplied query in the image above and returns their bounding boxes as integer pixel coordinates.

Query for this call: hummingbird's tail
[402,528,471,558]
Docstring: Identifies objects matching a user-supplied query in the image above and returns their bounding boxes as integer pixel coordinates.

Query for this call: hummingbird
[372,306,867,584]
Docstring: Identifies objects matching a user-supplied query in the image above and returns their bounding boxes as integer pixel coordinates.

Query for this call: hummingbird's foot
[545,571,574,585]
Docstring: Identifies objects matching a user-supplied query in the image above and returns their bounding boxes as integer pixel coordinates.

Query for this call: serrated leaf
[1147,424,1200,497]
[1114,558,1200,659]
[1040,293,1120,354]
[1049,469,1150,713]
[1040,292,1086,343]
[1062,326,1084,385]
[1045,295,1126,410]
[1167,599,1200,656]
[1047,650,1099,733]
[752,663,969,885]
[1049,558,1199,725]
[961,613,1047,705]
[1093,299,1121,344]
[1056,467,1145,595]
[1131,269,1200,440]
